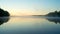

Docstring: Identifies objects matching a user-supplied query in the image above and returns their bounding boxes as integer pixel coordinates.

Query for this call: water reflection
[46,17,60,24]
[0,17,10,25]
[0,17,60,34]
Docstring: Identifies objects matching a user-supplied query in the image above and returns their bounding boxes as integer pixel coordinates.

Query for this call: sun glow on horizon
[0,0,60,16]
[9,10,47,16]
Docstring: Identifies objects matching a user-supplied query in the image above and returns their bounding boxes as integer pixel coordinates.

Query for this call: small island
[0,8,10,17]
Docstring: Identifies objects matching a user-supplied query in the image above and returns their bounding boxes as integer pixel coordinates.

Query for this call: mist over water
[0,16,60,34]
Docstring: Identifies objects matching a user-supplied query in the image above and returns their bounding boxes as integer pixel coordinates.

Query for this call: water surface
[0,17,60,34]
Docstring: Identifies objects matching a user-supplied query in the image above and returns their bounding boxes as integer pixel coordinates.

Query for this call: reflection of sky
[0,0,60,16]
[0,17,60,34]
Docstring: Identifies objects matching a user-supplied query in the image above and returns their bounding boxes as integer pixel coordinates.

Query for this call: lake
[0,16,60,34]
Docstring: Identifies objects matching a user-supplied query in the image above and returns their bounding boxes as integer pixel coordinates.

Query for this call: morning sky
[0,0,60,16]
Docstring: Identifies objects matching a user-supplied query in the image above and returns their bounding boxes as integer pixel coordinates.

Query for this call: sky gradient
[0,0,60,16]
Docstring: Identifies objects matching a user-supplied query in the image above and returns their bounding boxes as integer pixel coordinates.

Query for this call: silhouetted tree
[0,8,10,17]
[58,11,60,17]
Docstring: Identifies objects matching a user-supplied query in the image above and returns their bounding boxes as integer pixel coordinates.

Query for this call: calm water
[0,16,60,34]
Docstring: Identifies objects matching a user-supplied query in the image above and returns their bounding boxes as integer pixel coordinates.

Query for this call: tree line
[46,10,60,17]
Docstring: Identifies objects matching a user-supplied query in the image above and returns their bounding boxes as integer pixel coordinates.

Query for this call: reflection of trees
[46,18,60,24]
[0,17,10,25]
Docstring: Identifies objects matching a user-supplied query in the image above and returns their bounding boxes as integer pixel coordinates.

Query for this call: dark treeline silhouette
[0,8,10,17]
[46,10,60,17]
[0,8,10,25]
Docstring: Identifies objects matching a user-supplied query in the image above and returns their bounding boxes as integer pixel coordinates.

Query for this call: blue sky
[0,0,60,16]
